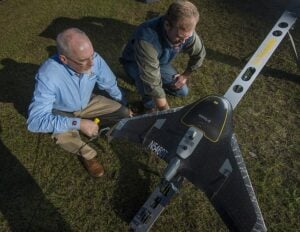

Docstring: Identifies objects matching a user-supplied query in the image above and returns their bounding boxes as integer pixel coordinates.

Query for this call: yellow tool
[94,118,100,125]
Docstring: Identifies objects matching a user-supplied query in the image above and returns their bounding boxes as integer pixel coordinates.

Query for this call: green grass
[0,0,299,231]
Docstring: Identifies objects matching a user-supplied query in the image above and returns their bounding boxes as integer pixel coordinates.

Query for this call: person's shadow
[0,125,71,231]
[0,58,37,118]
[0,49,73,230]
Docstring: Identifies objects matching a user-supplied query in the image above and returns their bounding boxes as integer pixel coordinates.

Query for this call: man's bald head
[56,28,92,58]
[56,28,95,74]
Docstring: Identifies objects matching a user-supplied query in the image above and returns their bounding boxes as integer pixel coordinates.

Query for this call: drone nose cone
[181,95,233,142]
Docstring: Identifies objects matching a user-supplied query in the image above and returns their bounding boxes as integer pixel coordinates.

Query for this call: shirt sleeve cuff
[69,118,81,130]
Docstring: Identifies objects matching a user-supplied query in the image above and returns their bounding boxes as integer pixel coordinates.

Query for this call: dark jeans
[122,61,189,109]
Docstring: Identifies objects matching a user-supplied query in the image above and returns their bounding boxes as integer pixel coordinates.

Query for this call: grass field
[0,0,299,231]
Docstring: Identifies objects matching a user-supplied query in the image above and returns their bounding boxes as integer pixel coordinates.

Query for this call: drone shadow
[109,142,162,222]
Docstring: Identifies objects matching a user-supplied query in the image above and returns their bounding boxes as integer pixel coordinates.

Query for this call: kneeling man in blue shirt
[27,28,132,177]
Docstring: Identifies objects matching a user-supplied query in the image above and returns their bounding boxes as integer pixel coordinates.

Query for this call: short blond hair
[165,0,199,28]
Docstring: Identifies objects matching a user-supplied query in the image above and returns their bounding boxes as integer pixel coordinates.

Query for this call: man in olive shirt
[121,0,206,111]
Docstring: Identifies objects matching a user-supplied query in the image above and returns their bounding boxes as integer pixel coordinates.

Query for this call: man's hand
[155,98,170,111]
[80,119,99,137]
[171,74,188,89]
[128,108,134,117]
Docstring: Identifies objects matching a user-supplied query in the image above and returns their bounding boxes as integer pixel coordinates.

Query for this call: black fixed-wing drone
[107,2,299,232]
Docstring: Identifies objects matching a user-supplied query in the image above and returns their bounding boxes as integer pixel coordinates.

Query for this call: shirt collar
[66,65,82,77]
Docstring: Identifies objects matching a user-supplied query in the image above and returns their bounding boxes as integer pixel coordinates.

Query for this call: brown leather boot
[80,157,104,177]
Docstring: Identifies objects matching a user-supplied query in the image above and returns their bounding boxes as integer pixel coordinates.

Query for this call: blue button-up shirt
[27,52,125,133]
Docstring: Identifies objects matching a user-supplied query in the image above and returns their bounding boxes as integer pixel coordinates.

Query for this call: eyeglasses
[65,52,96,67]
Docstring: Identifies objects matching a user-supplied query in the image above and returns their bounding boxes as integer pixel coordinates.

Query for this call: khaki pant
[52,95,129,160]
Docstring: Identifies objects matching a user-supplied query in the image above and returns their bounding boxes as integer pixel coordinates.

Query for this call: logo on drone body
[198,114,211,123]
[148,140,168,158]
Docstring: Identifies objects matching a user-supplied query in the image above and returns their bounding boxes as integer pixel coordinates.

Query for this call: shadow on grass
[209,0,291,17]
[205,0,300,82]
[109,142,160,223]
[0,128,71,231]
[205,48,300,83]
[0,59,37,118]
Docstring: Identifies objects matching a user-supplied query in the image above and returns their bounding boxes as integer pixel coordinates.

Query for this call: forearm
[185,33,206,72]
[187,44,206,71]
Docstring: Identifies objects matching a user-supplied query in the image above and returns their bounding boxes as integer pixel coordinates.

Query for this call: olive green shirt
[134,32,206,98]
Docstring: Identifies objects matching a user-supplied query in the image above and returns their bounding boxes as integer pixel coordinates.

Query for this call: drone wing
[177,133,267,232]
[107,106,188,162]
